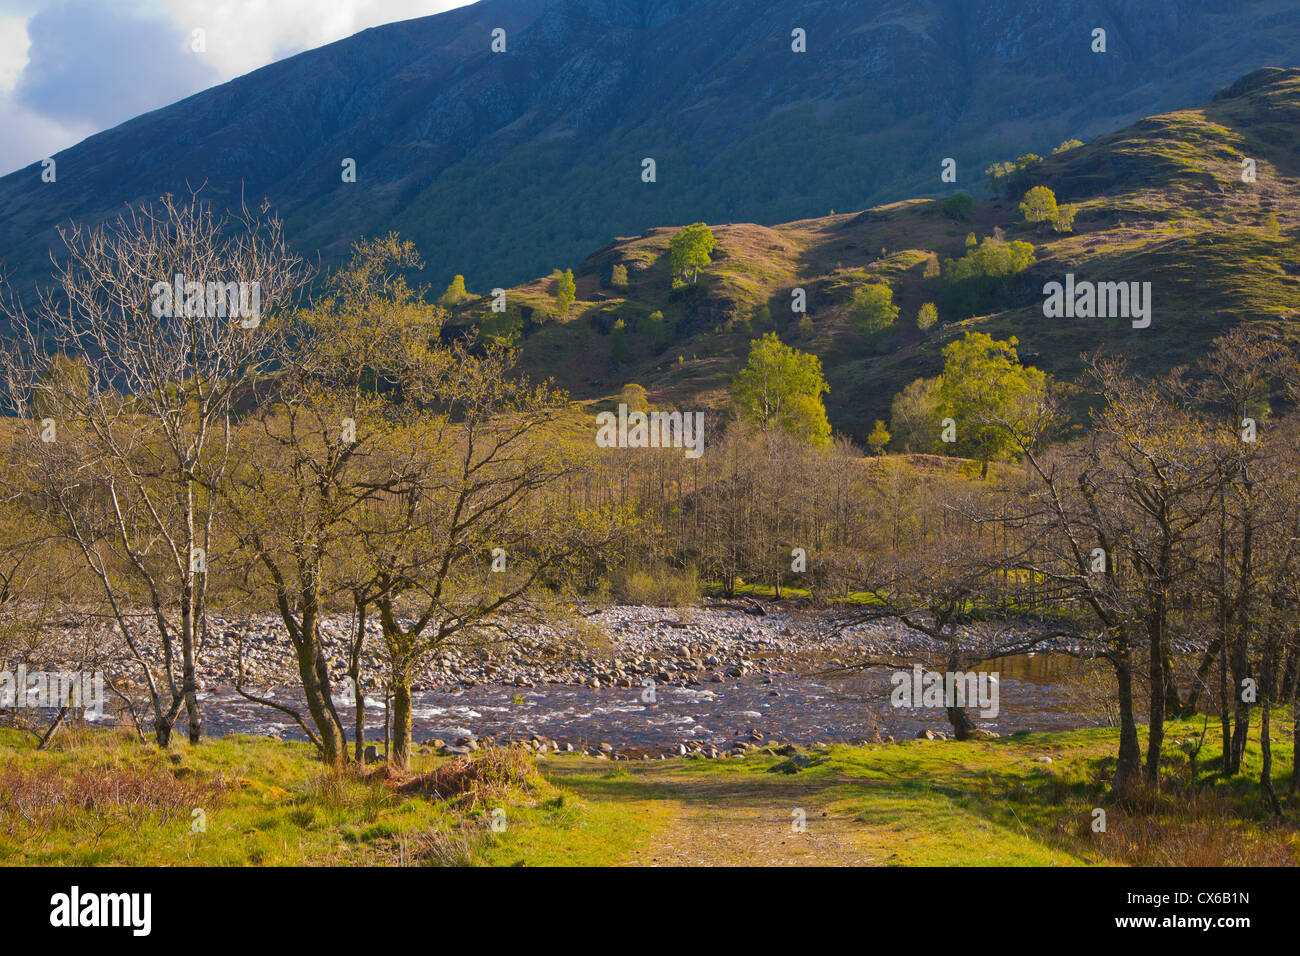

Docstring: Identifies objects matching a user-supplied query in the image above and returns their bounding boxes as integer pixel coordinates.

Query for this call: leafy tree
[731,332,831,447]
[889,376,941,452]
[441,273,469,305]
[916,301,938,332]
[942,192,974,221]
[619,382,649,411]
[1019,185,1059,225]
[1052,204,1078,233]
[985,153,1042,196]
[934,331,1048,476]
[941,234,1037,318]
[610,263,629,289]
[867,419,891,455]
[640,309,667,350]
[669,222,716,287]
[1052,139,1084,154]
[556,268,576,316]
[851,283,899,335]
[610,317,630,364]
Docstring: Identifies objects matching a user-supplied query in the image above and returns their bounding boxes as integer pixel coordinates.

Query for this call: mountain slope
[456,68,1300,442]
[2,0,1300,295]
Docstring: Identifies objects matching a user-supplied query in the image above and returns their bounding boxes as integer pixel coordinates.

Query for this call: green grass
[2,717,1296,866]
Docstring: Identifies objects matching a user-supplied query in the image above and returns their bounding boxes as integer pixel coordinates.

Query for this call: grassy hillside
[446,68,1300,442]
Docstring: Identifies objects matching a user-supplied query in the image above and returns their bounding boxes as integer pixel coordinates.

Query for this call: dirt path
[548,761,879,866]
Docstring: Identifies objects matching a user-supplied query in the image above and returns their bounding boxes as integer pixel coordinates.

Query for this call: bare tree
[0,194,309,745]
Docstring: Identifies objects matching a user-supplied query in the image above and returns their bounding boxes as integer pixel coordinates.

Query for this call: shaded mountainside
[3,0,1300,296]
[456,68,1300,442]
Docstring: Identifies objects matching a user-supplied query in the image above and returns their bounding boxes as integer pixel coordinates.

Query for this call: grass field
[2,718,1296,867]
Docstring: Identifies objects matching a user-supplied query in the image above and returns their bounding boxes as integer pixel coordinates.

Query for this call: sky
[0,0,475,176]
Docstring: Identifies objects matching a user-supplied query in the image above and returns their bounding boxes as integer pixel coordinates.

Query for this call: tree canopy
[669,223,716,287]
[934,331,1049,474]
[730,332,831,447]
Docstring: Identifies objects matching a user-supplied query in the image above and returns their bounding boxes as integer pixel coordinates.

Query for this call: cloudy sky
[0,0,474,176]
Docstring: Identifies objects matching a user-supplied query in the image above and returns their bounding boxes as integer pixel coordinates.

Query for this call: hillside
[3,0,1300,296]
[451,68,1300,441]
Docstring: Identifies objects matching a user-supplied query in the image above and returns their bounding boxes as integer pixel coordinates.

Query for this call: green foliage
[1053,139,1084,154]
[985,153,1042,196]
[639,309,667,350]
[610,263,629,289]
[610,317,630,364]
[555,268,576,317]
[618,382,649,411]
[730,332,831,447]
[441,274,470,305]
[916,301,939,332]
[942,192,974,221]
[867,419,891,455]
[941,235,1037,318]
[1052,204,1078,233]
[669,223,716,287]
[934,332,1047,472]
[889,376,941,452]
[851,283,899,335]
[1019,185,1059,225]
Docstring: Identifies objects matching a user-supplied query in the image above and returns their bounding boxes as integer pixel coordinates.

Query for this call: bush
[851,283,899,335]
[942,192,974,221]
[616,564,701,606]
[916,301,938,332]
[1019,186,1058,225]
[397,745,540,809]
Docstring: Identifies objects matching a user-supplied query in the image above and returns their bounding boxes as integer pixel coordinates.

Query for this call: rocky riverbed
[14,602,1100,758]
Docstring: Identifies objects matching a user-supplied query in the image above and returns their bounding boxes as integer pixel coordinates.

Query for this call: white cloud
[156,0,473,81]
[0,97,95,175]
[0,0,474,175]
[0,15,31,91]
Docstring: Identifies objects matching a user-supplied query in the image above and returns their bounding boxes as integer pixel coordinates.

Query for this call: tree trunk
[1185,635,1223,714]
[294,604,346,767]
[1259,655,1281,814]
[1113,649,1142,795]
[391,662,412,772]
[182,593,201,745]
[1145,614,1166,786]
[945,704,978,741]
[351,599,367,764]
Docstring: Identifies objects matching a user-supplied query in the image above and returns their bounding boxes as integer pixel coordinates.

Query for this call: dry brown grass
[0,757,226,842]
[394,745,541,809]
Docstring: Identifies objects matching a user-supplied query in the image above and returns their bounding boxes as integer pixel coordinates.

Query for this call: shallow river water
[171,652,1100,752]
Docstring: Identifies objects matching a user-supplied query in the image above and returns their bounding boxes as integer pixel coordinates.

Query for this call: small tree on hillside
[669,223,716,288]
[916,302,939,332]
[1019,186,1059,226]
[556,268,576,317]
[441,274,470,305]
[851,283,899,335]
[867,420,891,455]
